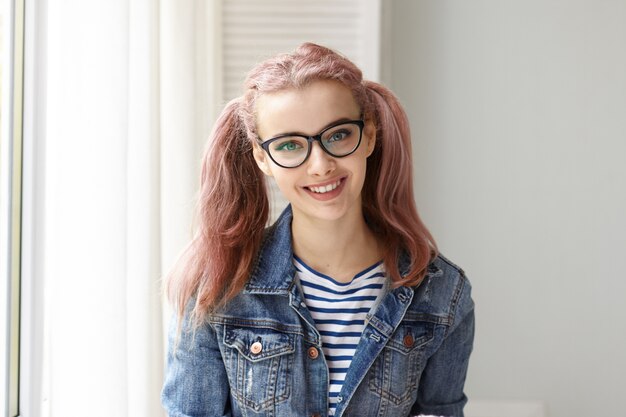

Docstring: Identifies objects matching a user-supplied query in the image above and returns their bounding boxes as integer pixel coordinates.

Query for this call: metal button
[250,341,263,354]
[307,346,319,359]
[403,334,415,348]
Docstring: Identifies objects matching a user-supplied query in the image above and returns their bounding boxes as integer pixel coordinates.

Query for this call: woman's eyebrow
[270,116,358,138]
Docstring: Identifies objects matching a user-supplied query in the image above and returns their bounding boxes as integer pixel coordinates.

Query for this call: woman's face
[253,79,376,225]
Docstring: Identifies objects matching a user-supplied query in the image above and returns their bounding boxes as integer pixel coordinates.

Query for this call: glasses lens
[268,136,309,167]
[321,122,361,156]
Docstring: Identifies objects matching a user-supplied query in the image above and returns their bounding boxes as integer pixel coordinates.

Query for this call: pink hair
[166,43,437,324]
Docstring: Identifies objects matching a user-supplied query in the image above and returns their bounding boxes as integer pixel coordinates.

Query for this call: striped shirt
[294,256,386,416]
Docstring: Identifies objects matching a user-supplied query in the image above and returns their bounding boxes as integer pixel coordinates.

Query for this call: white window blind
[221,0,381,221]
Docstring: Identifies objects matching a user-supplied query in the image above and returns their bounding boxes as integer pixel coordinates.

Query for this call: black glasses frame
[257,119,365,168]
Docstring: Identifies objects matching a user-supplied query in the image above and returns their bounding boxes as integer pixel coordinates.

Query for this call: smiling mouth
[306,179,343,194]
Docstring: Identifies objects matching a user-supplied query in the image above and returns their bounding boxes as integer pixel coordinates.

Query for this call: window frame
[1,0,25,416]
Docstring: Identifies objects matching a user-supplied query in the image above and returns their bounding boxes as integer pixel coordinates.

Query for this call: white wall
[387,1,626,416]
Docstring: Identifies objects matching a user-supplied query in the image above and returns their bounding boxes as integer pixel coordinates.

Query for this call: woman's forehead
[255,80,360,138]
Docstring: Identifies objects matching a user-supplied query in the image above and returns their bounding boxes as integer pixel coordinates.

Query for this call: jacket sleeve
[161,311,232,417]
[411,274,475,417]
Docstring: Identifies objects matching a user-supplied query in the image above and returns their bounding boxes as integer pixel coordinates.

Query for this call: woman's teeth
[309,180,341,194]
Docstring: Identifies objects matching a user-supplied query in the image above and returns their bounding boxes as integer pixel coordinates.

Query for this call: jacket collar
[244,206,297,294]
[243,205,442,294]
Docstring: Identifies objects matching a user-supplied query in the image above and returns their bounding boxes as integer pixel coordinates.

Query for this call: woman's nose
[306,142,335,176]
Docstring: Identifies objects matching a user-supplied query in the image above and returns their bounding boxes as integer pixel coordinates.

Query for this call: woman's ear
[364,119,377,157]
[252,143,273,177]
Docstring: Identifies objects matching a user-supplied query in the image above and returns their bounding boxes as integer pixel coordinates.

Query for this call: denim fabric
[162,206,475,417]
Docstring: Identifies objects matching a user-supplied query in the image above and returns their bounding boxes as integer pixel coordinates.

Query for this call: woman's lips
[303,177,346,201]
[307,179,342,194]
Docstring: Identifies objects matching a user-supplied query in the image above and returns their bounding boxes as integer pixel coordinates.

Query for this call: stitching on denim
[224,310,295,414]
[402,311,452,326]
[437,253,465,276]
[210,316,303,335]
[211,317,320,345]
[367,315,393,337]
[445,272,466,338]
[233,353,292,412]
[368,344,420,406]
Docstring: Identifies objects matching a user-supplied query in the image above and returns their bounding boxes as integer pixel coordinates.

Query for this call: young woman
[161,43,474,417]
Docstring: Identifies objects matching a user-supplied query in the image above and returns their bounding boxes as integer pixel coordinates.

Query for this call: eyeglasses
[257,119,364,168]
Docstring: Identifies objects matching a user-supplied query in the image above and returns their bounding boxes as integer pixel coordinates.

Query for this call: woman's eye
[274,140,303,152]
[328,131,349,142]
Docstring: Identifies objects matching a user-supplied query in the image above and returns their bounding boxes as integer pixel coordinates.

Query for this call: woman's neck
[291,211,381,283]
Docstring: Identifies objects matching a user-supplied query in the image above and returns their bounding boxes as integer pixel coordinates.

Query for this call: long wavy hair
[166,43,437,325]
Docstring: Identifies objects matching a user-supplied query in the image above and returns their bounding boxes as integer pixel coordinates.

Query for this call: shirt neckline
[293,255,384,287]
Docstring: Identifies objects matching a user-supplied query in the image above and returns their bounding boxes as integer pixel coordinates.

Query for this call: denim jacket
[162,207,475,417]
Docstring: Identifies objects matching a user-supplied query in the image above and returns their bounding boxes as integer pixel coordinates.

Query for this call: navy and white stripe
[294,256,386,416]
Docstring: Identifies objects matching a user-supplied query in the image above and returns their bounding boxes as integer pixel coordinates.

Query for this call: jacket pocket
[368,321,435,407]
[223,325,295,412]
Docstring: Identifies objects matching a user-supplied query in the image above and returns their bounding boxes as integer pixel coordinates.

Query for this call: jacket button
[403,334,415,348]
[250,341,263,354]
[307,346,319,359]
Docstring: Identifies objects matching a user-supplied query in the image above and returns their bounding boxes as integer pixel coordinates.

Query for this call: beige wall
[386,1,626,416]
